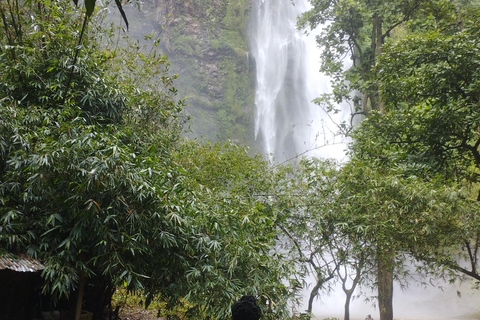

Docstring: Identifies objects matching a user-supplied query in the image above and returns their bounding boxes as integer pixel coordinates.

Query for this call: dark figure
[231,295,262,320]
[365,315,373,320]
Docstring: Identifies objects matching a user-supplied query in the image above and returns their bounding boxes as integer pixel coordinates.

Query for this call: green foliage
[372,26,480,181]
[347,10,480,284]
[272,158,360,314]
[336,161,469,252]
[276,154,479,318]
[292,0,480,317]
[0,0,188,305]
[0,0,126,124]
[298,0,461,114]
[173,140,299,319]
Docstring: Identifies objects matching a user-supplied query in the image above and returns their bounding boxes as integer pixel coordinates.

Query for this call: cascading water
[250,0,348,162]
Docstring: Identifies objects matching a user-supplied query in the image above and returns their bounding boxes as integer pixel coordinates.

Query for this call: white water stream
[249,0,349,162]
[249,0,480,319]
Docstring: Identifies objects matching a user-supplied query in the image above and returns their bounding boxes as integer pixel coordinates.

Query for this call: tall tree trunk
[377,252,394,320]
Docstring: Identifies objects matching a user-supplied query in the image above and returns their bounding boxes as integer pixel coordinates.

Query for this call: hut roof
[0,253,45,272]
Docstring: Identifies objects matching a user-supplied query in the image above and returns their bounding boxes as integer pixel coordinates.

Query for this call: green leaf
[114,0,129,29]
[85,0,96,18]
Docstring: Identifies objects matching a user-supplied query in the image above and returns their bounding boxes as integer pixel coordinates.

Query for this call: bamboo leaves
[113,0,129,29]
[84,0,95,18]
[71,0,129,28]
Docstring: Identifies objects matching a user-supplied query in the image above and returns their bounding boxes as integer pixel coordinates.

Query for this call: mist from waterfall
[249,0,348,162]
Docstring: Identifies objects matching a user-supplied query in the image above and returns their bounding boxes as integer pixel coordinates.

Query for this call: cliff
[122,0,256,144]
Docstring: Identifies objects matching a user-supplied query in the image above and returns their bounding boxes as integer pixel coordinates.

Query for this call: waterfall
[250,0,348,162]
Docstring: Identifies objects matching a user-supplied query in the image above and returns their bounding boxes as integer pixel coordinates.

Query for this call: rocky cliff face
[124,0,256,144]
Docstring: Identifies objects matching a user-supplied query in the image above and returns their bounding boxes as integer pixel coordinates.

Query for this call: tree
[271,155,476,320]
[274,159,343,317]
[0,1,188,318]
[296,1,480,319]
[352,6,480,283]
[334,161,477,320]
[297,0,460,117]
[375,20,480,181]
[273,158,374,320]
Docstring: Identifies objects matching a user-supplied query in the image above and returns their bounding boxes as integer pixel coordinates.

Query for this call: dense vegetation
[0,1,293,319]
[1,0,480,320]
